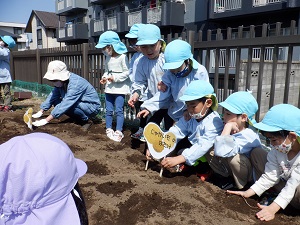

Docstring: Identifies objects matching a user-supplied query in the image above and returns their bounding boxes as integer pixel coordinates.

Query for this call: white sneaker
[112,130,124,142]
[106,128,114,140]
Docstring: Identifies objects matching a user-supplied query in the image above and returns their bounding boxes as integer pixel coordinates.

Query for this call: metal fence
[11,20,300,121]
[192,20,300,120]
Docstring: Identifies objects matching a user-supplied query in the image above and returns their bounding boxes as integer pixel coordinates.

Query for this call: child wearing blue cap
[146,80,224,173]
[125,24,148,141]
[228,104,300,222]
[206,91,262,190]
[137,39,209,123]
[0,36,16,112]
[96,31,130,142]
[128,24,173,140]
[125,24,145,83]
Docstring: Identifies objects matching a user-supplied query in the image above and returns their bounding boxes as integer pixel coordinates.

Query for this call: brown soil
[1,98,300,225]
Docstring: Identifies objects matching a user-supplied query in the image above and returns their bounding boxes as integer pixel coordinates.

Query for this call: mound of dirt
[0,98,299,225]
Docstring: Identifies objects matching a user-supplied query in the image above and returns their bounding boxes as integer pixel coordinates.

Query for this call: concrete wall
[239,60,300,119]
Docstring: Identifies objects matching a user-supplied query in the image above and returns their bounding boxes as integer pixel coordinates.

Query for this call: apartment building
[56,0,185,44]
[54,0,300,44]
[0,22,27,51]
[208,0,300,37]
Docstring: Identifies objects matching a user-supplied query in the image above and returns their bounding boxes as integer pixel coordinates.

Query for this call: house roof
[25,10,65,33]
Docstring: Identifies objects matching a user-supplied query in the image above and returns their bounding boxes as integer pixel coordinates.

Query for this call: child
[206,91,262,190]
[125,23,148,141]
[96,31,130,142]
[125,23,145,83]
[0,132,88,225]
[138,39,209,123]
[0,35,15,112]
[32,60,101,130]
[227,104,300,222]
[128,24,173,140]
[147,80,224,172]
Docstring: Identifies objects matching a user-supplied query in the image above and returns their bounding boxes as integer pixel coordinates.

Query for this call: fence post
[83,43,89,80]
[36,48,41,84]
[187,30,195,54]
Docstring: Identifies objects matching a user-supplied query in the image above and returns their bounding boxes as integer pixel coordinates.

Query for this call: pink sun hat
[0,132,87,225]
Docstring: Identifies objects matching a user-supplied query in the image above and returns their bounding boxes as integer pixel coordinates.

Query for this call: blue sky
[0,0,56,24]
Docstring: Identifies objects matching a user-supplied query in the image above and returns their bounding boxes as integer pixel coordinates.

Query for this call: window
[37,29,42,46]
[37,19,42,27]
[52,30,56,39]
[14,27,22,35]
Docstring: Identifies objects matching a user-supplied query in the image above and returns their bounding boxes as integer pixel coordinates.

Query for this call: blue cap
[219,91,258,123]
[179,80,218,110]
[163,40,198,70]
[136,24,164,45]
[0,36,16,49]
[125,24,145,39]
[95,31,127,54]
[253,104,300,136]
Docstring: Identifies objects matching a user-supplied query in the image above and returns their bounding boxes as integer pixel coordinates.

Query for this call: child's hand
[157,81,167,92]
[128,93,139,108]
[161,157,182,169]
[145,149,153,161]
[137,109,150,118]
[223,122,239,135]
[183,110,191,121]
[227,188,255,198]
[100,78,107,84]
[256,202,280,221]
[107,76,114,82]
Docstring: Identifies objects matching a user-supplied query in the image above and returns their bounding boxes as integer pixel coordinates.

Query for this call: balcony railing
[56,0,88,14]
[253,0,283,7]
[147,7,161,23]
[214,0,242,13]
[59,27,66,38]
[66,0,72,7]
[94,20,104,33]
[57,23,88,40]
[58,0,64,11]
[128,11,142,27]
[67,24,73,37]
[107,16,117,30]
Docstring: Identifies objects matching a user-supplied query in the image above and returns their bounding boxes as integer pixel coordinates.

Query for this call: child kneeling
[206,91,262,190]
[146,80,223,172]
[228,104,300,222]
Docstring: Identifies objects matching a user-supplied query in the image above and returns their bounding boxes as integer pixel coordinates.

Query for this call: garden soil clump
[1,98,300,225]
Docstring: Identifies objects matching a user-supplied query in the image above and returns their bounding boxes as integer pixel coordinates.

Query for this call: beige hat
[43,60,70,81]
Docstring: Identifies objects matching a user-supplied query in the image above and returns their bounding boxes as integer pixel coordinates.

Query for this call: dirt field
[1,98,300,225]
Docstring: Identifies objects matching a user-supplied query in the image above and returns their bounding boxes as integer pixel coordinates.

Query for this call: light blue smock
[169,111,224,166]
[214,127,262,158]
[131,53,165,100]
[0,46,12,83]
[141,63,209,121]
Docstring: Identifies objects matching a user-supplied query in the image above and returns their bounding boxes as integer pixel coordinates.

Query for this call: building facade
[25,10,66,49]
[55,0,300,45]
[0,22,27,51]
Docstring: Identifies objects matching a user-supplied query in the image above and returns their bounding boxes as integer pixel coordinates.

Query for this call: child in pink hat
[0,132,88,225]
